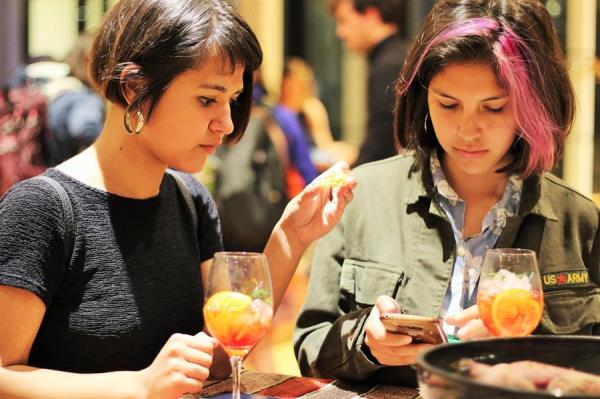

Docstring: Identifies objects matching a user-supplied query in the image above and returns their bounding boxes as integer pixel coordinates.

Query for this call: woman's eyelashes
[439,102,458,110]
[485,105,504,113]
[198,96,216,106]
[437,101,505,114]
[198,96,240,107]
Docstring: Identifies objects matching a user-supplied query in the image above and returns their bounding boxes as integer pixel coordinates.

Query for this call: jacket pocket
[339,259,404,309]
[540,288,600,335]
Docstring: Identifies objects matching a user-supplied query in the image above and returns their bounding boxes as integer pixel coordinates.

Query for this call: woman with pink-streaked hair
[295,0,600,387]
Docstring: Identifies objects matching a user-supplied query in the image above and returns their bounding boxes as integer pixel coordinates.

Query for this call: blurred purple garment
[272,104,318,185]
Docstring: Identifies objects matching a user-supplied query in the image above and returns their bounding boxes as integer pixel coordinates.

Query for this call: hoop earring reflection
[124,107,145,135]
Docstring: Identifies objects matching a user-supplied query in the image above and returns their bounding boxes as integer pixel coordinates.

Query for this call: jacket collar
[402,159,558,222]
[518,173,558,221]
[400,164,448,219]
[403,167,428,205]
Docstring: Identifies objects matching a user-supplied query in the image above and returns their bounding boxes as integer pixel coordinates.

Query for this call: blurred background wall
[6,0,593,194]
[0,0,437,152]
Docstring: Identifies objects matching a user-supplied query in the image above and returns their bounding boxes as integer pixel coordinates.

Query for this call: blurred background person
[274,57,358,197]
[273,57,320,198]
[45,31,105,166]
[330,0,410,166]
[297,59,358,170]
[212,69,289,253]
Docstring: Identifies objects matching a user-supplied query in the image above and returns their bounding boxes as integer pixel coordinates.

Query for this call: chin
[462,166,500,178]
[167,158,206,174]
[182,163,206,174]
[451,160,489,176]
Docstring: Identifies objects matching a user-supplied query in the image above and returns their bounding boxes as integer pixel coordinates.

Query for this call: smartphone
[380,313,447,344]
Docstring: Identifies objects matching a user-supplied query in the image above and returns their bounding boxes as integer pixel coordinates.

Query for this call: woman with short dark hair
[0,1,356,398]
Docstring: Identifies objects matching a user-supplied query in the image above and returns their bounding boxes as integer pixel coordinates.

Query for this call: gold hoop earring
[124,107,145,135]
[424,112,430,134]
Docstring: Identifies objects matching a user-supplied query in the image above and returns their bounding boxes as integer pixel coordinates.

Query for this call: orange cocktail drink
[204,252,273,399]
[478,287,543,337]
[477,249,544,337]
[204,291,272,357]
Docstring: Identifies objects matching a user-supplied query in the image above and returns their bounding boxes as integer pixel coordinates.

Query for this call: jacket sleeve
[293,221,386,381]
[585,206,600,287]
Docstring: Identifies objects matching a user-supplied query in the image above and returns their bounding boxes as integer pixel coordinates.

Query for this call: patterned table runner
[182,370,420,399]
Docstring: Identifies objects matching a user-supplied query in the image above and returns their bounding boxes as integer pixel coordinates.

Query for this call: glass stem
[230,355,242,399]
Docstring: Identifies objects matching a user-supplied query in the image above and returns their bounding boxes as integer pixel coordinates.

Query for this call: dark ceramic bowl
[416,336,600,399]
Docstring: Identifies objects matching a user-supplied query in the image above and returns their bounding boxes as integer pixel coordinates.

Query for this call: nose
[210,105,235,136]
[456,113,482,143]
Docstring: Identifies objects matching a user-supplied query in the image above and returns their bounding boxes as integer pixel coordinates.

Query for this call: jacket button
[457,246,466,257]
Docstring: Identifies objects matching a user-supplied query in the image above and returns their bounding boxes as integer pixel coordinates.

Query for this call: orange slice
[319,169,350,188]
[490,288,542,337]
[204,291,252,344]
[205,291,252,312]
[204,292,271,354]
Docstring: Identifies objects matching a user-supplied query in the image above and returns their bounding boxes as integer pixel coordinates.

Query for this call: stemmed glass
[203,252,273,399]
[477,248,544,337]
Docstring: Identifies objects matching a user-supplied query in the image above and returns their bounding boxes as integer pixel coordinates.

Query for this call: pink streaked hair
[403,17,559,177]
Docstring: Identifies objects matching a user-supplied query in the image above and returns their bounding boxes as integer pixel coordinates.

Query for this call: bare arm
[0,285,139,399]
[262,219,308,312]
[0,366,141,399]
[200,163,355,321]
[0,285,215,399]
[199,163,356,378]
[264,162,356,311]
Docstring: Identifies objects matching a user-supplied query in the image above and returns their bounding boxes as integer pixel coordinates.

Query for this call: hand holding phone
[380,313,447,344]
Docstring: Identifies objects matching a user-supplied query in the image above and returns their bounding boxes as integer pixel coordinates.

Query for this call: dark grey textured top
[0,168,223,372]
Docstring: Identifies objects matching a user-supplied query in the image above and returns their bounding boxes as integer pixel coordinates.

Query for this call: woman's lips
[455,147,488,159]
[200,144,218,154]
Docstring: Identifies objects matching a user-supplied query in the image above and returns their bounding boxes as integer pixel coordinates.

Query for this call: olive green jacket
[293,153,600,386]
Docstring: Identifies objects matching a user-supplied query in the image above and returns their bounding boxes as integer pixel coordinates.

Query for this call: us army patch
[542,270,591,289]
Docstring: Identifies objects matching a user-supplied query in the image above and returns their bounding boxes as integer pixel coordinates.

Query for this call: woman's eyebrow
[429,88,508,102]
[198,83,243,95]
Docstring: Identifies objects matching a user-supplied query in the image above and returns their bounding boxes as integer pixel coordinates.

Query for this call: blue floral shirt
[430,153,522,336]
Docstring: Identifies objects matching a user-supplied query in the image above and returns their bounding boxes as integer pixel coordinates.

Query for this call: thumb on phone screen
[375,295,400,314]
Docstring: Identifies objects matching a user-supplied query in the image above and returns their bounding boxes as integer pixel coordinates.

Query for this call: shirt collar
[430,152,461,205]
[429,152,523,224]
[401,151,558,222]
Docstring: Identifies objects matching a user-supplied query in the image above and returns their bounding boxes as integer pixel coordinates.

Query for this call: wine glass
[203,252,273,399]
[477,248,543,337]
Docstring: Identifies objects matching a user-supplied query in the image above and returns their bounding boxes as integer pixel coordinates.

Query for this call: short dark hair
[89,0,262,143]
[395,0,574,180]
[329,0,407,29]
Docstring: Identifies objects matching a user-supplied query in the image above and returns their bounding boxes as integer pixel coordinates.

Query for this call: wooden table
[183,369,421,398]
